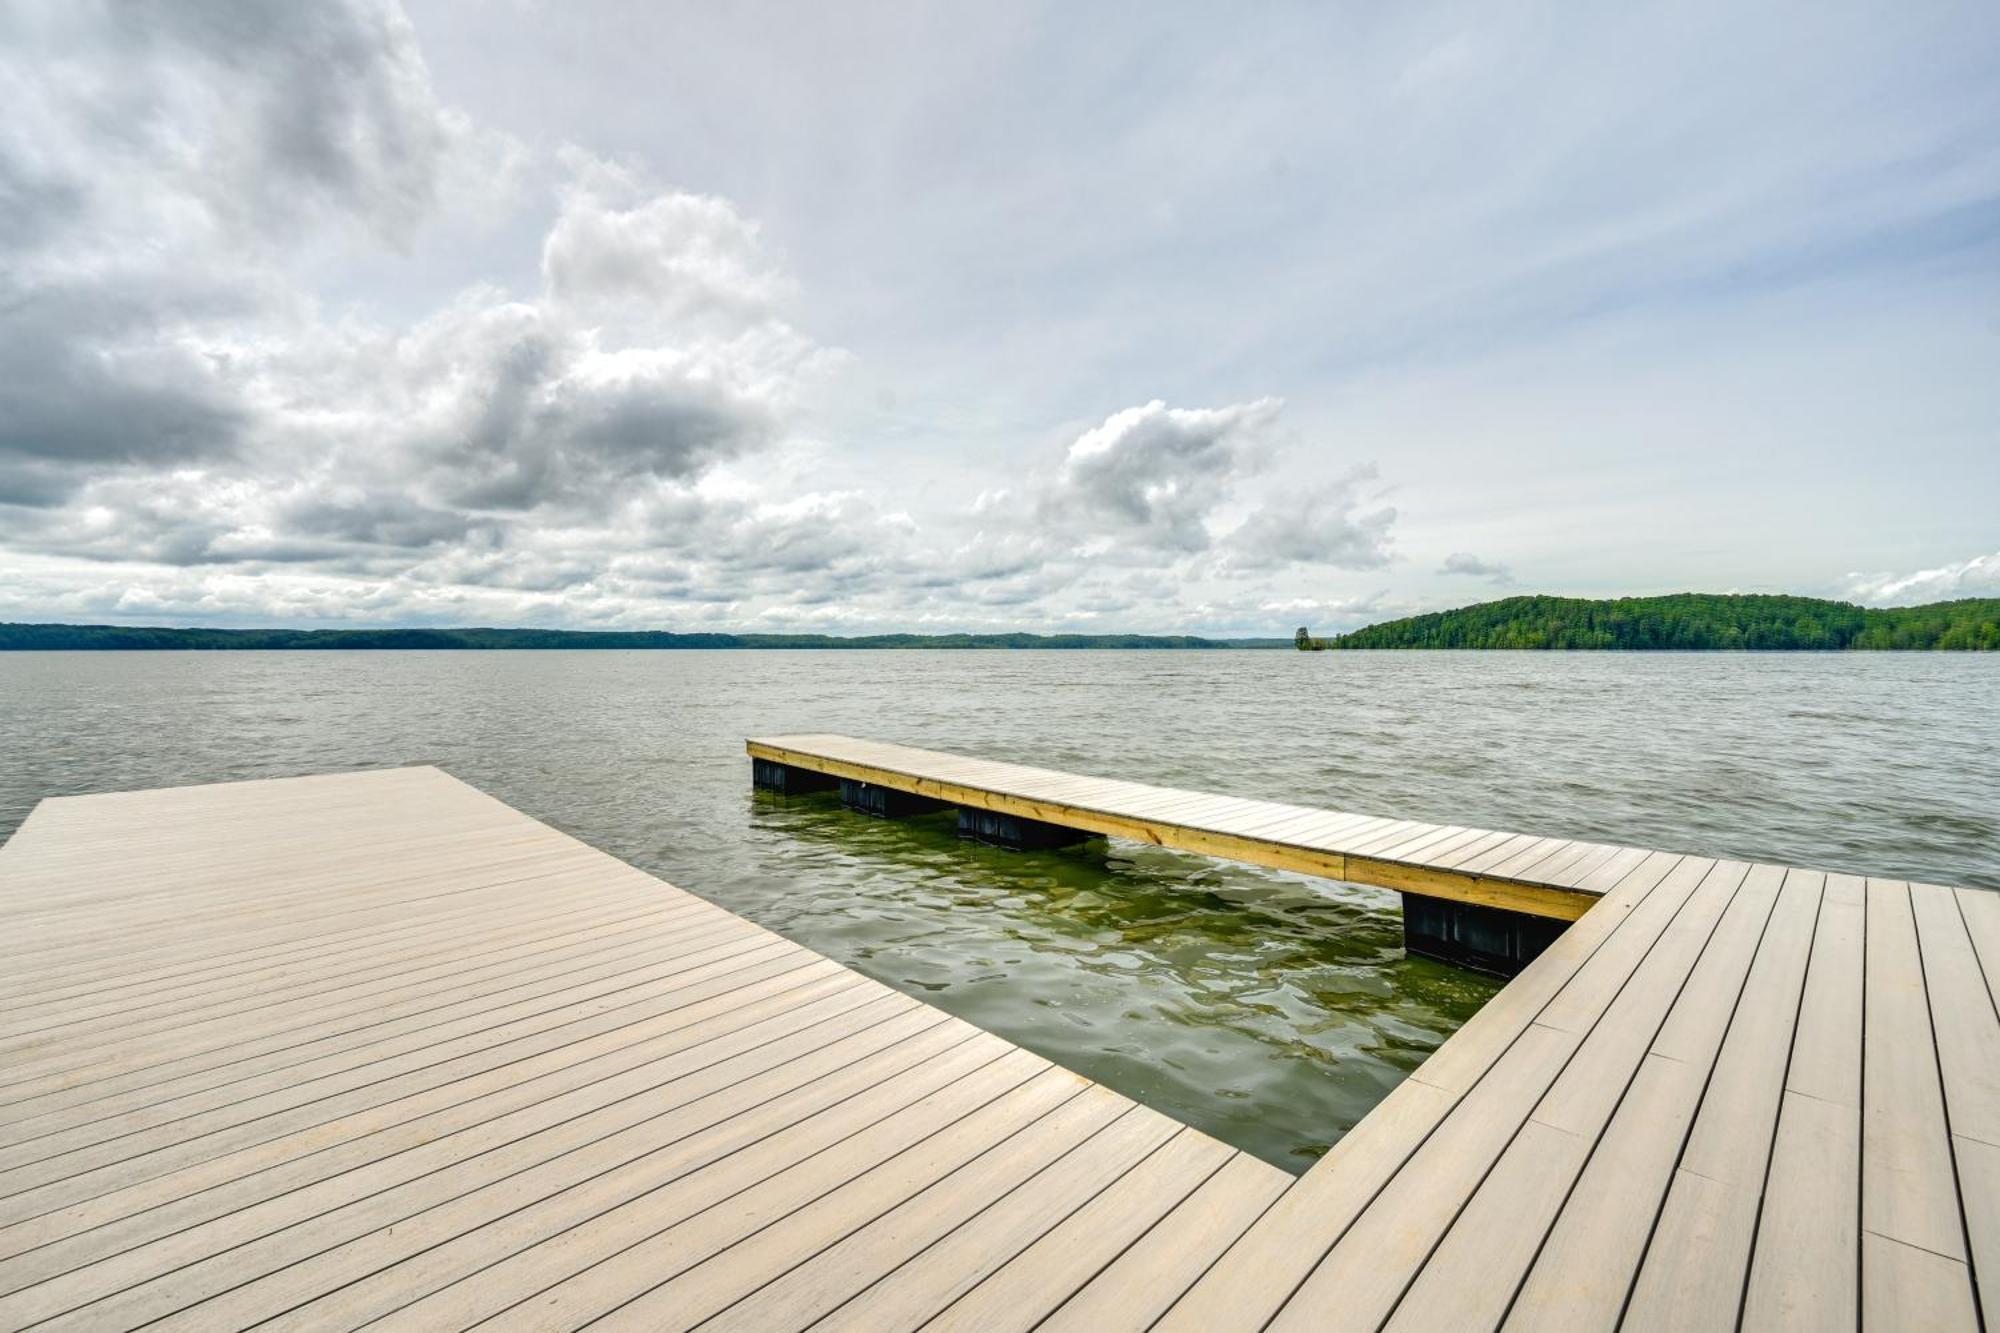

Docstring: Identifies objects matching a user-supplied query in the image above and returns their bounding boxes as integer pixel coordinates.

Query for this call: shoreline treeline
[1313,594,2000,650]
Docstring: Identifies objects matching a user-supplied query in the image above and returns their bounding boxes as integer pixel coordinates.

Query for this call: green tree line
[0,624,1286,651]
[1315,594,2000,650]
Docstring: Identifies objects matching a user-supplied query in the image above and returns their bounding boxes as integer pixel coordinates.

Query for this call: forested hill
[1322,594,2000,650]
[0,624,1285,651]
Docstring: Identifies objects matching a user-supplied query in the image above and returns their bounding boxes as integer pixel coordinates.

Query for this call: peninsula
[1309,593,2000,650]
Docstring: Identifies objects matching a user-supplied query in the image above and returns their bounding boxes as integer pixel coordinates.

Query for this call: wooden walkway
[748,734,1643,923]
[1,761,1994,1330]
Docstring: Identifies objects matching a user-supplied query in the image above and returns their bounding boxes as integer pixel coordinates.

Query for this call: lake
[1,649,1994,1170]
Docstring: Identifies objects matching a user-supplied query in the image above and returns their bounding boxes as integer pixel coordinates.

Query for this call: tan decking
[747,733,1647,921]
[0,768,1286,1331]
[1,759,1994,1330]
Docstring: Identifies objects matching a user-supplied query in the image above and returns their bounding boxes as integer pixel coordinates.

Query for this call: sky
[1,0,1996,636]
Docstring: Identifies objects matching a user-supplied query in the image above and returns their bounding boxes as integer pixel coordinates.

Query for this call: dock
[749,733,1633,973]
[1,756,1994,1330]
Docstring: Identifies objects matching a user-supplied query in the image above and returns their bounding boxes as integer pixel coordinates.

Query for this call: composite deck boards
[0,746,1991,1330]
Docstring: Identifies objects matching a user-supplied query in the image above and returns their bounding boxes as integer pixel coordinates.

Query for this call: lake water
[2,650,1994,1170]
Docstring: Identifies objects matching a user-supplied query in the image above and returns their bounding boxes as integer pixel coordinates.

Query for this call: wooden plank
[1859,880,1963,1261]
[1911,882,2000,1321]
[1380,858,1749,1329]
[3,982,907,1328]
[1424,828,1526,871]
[1263,1025,1578,1331]
[499,1070,1102,1333]
[1742,1090,1861,1329]
[0,897,752,1107]
[200,1027,1021,1333]
[706,1102,1184,1332]
[0,934,803,1160]
[1623,867,1824,1328]
[1954,1135,2000,1329]
[350,1045,1059,1333]
[1738,870,1867,1330]
[0,916,783,1133]
[1912,884,2000,1145]
[1863,1232,1979,1333]
[0,941,819,1180]
[0,889,703,1048]
[3,996,958,1327]
[914,1136,1251,1333]
[1038,1153,1288,1332]
[1154,1076,1458,1332]
[0,935,832,1217]
[1503,864,1786,1329]
[1959,886,2000,997]
[10,747,1997,1333]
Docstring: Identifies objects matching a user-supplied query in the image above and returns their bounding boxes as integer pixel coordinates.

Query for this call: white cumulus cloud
[1843,552,2000,606]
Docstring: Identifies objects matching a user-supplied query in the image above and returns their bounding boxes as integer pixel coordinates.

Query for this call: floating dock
[749,734,1625,973]
[0,759,1993,1330]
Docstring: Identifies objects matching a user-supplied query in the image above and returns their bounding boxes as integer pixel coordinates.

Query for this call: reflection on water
[746,790,1495,1167]
[1,649,1994,1169]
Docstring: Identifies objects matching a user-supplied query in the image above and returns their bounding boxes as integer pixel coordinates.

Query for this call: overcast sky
[2,1,1995,634]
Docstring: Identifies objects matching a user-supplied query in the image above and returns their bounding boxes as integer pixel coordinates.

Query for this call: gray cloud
[1041,398,1281,553]
[1438,551,1513,584]
[100,0,517,245]
[1223,469,1397,572]
[0,4,1420,637]
[5,1,1987,636]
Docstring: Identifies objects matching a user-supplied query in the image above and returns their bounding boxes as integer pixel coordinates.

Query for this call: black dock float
[752,757,840,795]
[840,777,948,818]
[956,807,1094,850]
[1400,891,1566,976]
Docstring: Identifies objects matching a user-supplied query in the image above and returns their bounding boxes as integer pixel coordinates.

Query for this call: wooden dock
[1,758,1994,1330]
[749,734,1623,923]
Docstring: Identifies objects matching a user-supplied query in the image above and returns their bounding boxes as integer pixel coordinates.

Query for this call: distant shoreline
[0,624,1288,651]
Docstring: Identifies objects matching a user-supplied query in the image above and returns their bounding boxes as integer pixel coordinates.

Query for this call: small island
[1300,593,2000,650]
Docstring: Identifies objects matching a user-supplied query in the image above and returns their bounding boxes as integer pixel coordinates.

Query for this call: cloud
[98,0,522,246]
[0,0,523,510]
[1842,552,2000,606]
[543,149,793,338]
[1041,398,1281,552]
[1223,468,1396,571]
[0,4,1400,636]
[0,0,827,599]
[1438,551,1514,584]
